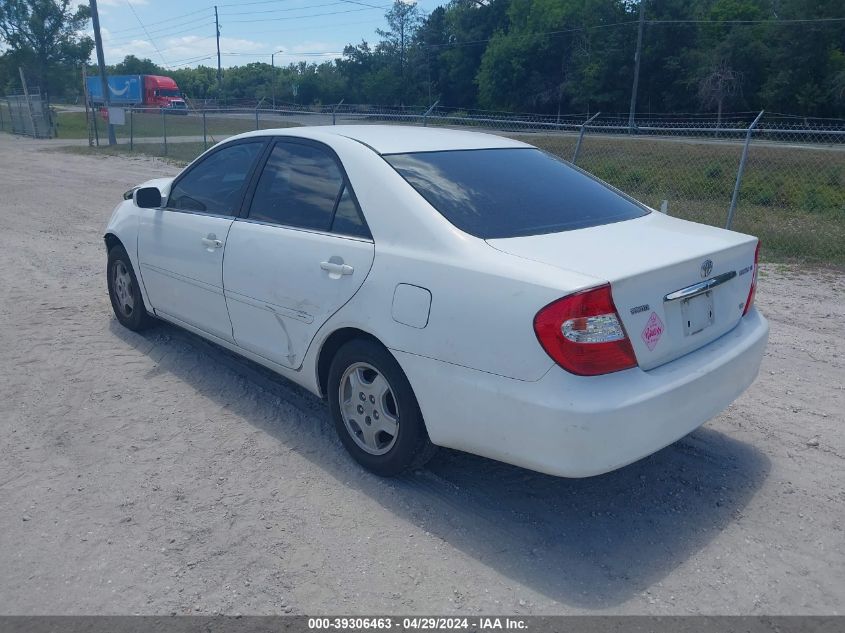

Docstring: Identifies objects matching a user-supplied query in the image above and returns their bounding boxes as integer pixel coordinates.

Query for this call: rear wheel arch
[316,327,384,398]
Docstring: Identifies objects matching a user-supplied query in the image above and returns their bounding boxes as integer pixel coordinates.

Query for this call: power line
[217,0,318,7]
[646,17,845,25]
[157,35,218,54]
[224,6,382,24]
[219,2,359,17]
[105,22,216,47]
[105,12,212,39]
[112,15,213,39]
[125,0,170,68]
[104,15,215,45]
[106,7,211,35]
[425,20,639,51]
[222,50,344,57]
[236,16,384,37]
[336,0,392,10]
[168,53,217,66]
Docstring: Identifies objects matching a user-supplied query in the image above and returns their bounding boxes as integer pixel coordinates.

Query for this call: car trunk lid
[487,212,758,371]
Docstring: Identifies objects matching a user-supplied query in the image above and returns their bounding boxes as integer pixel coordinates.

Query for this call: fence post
[422,99,440,127]
[725,110,764,230]
[255,107,259,130]
[203,110,207,150]
[0,101,4,131]
[162,108,168,156]
[18,67,38,137]
[93,105,100,146]
[572,111,601,165]
[332,98,344,125]
[129,107,134,151]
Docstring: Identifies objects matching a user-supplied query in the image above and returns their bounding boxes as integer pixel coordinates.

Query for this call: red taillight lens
[743,241,761,316]
[533,284,638,376]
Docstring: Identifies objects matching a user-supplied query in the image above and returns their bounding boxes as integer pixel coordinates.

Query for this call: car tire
[107,245,156,331]
[328,339,436,476]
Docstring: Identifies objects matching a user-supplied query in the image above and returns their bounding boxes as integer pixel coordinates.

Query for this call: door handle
[320,261,354,276]
[201,235,223,249]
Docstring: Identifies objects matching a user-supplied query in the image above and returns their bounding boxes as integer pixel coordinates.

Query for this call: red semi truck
[86,74,188,114]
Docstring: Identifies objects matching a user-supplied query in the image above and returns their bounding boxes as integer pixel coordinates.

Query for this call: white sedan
[104,126,768,477]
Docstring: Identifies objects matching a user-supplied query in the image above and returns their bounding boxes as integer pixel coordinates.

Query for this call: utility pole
[628,0,646,133]
[215,6,222,88]
[89,0,115,145]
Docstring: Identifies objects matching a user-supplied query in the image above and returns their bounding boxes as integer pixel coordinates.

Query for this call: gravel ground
[0,133,843,616]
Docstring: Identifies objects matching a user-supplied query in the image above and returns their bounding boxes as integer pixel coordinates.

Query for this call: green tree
[376,0,423,104]
[112,54,162,76]
[0,0,93,99]
[758,0,845,116]
[477,0,632,114]
[171,65,219,101]
[429,0,511,109]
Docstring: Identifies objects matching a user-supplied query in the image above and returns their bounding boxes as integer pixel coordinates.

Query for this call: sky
[94,0,440,69]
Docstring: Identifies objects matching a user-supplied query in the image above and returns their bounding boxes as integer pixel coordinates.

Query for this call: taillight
[533,284,638,376]
[742,241,761,316]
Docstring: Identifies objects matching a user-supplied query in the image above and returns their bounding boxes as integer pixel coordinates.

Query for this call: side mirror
[134,186,162,209]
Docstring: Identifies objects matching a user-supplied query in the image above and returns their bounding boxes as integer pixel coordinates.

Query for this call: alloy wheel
[112,260,135,317]
[338,362,400,455]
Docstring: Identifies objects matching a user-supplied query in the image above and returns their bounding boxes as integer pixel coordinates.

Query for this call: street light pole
[271,49,284,109]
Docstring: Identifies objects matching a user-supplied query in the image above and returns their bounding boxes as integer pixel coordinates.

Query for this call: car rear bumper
[393,308,769,478]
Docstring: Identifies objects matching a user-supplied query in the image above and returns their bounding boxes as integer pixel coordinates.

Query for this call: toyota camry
[104,126,769,477]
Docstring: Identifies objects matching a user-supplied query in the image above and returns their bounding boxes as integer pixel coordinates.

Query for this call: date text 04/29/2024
[307,617,528,630]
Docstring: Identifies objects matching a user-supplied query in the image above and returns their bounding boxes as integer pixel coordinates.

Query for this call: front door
[137,139,266,342]
[223,139,375,369]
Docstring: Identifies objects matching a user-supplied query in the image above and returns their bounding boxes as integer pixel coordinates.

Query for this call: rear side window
[168,141,263,216]
[331,186,370,238]
[248,142,343,231]
[385,148,648,239]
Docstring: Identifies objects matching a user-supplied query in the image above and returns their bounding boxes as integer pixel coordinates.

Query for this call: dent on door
[222,221,375,370]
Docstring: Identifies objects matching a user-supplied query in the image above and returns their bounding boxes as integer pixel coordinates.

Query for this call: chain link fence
[51,103,845,265]
[1,93,54,138]
[503,113,844,265]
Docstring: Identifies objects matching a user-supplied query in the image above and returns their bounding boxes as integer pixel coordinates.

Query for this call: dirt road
[0,133,843,615]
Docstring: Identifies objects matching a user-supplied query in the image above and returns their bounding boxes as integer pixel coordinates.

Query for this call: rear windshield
[384,148,648,239]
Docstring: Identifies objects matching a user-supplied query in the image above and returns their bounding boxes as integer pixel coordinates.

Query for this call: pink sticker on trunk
[641,312,664,351]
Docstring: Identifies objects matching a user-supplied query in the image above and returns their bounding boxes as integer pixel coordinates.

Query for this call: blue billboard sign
[85,75,143,105]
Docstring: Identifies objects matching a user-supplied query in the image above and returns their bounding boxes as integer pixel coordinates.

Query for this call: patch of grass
[53,110,299,141]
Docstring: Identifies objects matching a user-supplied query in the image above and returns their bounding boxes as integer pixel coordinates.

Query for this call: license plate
[681,291,714,336]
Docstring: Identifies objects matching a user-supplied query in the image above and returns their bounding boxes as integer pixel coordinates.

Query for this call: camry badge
[700,259,713,278]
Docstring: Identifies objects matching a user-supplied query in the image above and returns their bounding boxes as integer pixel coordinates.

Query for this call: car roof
[236,124,533,155]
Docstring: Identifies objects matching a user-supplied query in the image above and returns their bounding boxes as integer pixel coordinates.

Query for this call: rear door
[137,139,266,342]
[223,138,374,369]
